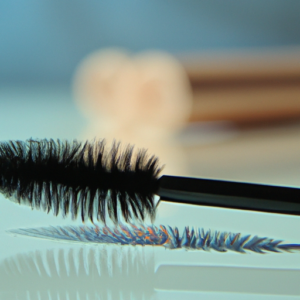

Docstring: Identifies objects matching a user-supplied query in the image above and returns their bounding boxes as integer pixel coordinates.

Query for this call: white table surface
[0,86,300,299]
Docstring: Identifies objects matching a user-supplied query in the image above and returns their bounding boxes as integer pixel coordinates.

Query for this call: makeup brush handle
[157,175,300,216]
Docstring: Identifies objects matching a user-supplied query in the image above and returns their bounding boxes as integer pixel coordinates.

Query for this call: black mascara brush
[1,138,300,224]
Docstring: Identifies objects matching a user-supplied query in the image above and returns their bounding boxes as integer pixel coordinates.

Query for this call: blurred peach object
[73,49,193,174]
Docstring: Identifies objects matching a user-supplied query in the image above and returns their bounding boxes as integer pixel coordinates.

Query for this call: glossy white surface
[0,86,300,299]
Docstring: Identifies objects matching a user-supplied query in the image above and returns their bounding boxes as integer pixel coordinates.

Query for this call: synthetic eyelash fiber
[0,139,162,223]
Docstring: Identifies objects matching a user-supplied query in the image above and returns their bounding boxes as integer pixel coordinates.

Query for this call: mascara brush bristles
[0,139,163,223]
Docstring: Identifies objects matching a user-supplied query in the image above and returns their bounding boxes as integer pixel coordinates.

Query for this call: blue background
[1,1,300,84]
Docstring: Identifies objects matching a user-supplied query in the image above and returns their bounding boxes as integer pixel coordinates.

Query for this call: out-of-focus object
[181,46,300,124]
[73,49,193,135]
[73,49,193,175]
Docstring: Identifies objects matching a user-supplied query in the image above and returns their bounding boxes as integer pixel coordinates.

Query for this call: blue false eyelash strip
[9,224,300,254]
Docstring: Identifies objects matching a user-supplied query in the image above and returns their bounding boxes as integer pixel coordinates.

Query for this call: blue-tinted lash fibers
[10,223,300,254]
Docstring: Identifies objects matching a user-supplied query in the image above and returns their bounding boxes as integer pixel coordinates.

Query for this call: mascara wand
[157,175,300,216]
[1,138,300,223]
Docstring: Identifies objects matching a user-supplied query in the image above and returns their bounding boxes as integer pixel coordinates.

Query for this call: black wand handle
[157,175,300,216]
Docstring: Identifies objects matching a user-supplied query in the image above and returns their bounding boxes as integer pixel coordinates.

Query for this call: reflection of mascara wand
[0,247,155,300]
[1,138,300,224]
[2,240,300,298]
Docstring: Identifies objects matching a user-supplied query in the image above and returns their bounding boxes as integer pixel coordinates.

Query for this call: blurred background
[1,0,300,183]
[2,2,300,299]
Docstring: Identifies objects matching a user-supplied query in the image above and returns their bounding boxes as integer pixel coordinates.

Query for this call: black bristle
[0,139,162,223]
